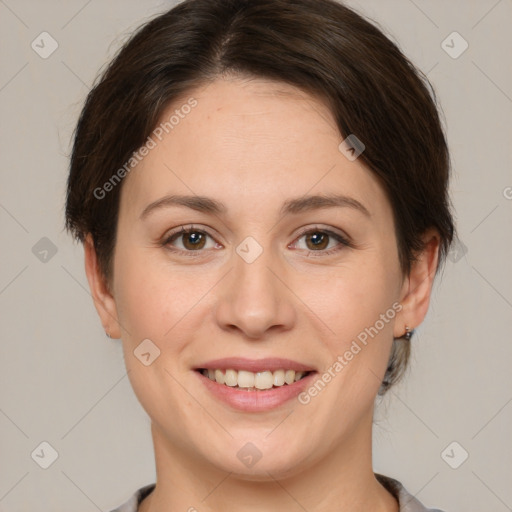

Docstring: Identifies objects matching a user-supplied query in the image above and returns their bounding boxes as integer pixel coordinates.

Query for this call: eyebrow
[139,193,371,220]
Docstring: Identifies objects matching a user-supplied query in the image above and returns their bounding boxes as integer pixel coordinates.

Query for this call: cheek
[112,249,197,421]
[112,246,182,341]
[303,260,399,339]
[296,270,399,421]
[296,246,401,387]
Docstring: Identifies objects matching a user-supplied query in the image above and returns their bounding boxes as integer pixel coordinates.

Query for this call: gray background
[1,0,511,510]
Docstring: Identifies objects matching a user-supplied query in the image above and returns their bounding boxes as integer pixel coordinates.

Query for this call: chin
[201,439,312,481]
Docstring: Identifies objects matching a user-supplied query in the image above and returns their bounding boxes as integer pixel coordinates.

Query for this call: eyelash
[161,224,352,258]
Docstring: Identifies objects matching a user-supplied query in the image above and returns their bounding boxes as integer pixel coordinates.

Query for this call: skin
[84,75,439,512]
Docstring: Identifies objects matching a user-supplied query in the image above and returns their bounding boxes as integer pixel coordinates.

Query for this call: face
[87,76,434,479]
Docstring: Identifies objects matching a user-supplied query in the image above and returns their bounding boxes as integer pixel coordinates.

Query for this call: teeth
[273,369,285,386]
[200,368,309,390]
[214,369,225,385]
[224,369,238,387]
[254,371,273,389]
[237,370,254,388]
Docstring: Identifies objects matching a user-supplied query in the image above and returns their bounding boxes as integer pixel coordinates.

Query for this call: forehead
[119,77,388,221]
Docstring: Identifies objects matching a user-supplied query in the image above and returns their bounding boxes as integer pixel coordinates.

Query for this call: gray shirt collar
[110,475,446,512]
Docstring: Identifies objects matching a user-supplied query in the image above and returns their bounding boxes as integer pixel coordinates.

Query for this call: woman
[65,0,455,510]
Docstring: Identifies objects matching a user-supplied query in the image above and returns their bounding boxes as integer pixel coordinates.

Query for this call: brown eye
[291,227,351,256]
[180,231,206,250]
[304,231,329,250]
[164,227,217,252]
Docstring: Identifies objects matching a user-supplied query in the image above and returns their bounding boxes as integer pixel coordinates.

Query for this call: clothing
[109,473,445,512]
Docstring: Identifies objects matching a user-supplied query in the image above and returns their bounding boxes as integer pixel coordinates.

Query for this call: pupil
[185,232,204,249]
[308,232,327,250]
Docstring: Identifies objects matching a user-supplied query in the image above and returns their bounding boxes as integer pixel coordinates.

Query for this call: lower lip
[195,370,317,412]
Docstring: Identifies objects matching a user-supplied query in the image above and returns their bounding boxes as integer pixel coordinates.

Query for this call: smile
[197,368,312,391]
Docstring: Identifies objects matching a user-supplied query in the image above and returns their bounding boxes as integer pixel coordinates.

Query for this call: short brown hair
[65,0,455,394]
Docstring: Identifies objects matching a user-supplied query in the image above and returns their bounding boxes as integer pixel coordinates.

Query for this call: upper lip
[195,357,316,373]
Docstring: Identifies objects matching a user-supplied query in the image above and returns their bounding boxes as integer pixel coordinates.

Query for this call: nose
[213,245,297,340]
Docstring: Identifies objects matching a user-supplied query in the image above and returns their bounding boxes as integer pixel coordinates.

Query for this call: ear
[83,233,121,338]
[394,228,440,338]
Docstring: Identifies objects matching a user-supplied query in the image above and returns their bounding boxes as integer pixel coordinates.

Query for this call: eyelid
[162,224,221,243]
[292,224,350,243]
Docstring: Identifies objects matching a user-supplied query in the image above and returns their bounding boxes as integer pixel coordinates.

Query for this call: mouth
[193,358,318,411]
[195,368,314,391]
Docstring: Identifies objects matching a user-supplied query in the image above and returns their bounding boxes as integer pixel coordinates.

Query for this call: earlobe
[394,229,440,338]
[83,233,121,338]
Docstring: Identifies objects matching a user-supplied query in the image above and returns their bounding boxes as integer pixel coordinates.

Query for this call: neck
[139,416,398,512]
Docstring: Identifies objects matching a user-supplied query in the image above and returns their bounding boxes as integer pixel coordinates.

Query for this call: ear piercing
[404,326,414,341]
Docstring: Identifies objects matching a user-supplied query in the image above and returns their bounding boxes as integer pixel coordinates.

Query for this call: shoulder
[375,473,446,512]
[108,483,156,512]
